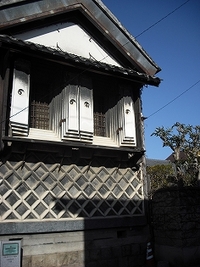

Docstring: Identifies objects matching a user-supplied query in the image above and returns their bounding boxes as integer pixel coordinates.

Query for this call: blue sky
[102,0,200,159]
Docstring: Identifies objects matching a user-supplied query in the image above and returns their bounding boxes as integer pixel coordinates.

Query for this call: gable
[0,0,161,76]
[14,22,121,67]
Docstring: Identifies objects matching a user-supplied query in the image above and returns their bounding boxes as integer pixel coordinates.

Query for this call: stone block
[57,252,68,267]
[31,254,46,267]
[111,245,121,258]
[139,242,147,253]
[84,261,100,267]
[22,255,31,267]
[68,251,80,265]
[88,248,101,261]
[44,253,57,267]
[131,243,140,255]
[100,247,112,260]
[99,258,118,267]
[77,250,85,264]
[57,251,80,267]
[118,255,129,267]
[121,244,132,256]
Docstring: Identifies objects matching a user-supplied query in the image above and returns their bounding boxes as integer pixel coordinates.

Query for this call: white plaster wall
[15,22,121,67]
[10,69,30,126]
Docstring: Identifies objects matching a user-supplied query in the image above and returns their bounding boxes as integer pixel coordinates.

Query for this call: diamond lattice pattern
[0,153,144,221]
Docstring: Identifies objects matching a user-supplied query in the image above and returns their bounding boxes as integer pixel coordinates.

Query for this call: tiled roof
[166,151,187,162]
[146,158,172,167]
[0,34,161,86]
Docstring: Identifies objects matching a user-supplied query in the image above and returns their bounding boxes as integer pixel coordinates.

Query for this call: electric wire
[135,0,191,38]
[147,79,200,119]
[0,0,194,125]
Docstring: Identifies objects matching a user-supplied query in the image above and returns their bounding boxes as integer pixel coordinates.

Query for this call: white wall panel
[10,62,30,136]
[15,22,121,67]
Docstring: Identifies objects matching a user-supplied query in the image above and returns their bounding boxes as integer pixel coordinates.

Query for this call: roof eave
[0,35,161,87]
[0,0,161,76]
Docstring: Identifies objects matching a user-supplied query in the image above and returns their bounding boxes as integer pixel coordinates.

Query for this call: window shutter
[105,92,136,147]
[50,75,93,142]
[62,85,80,140]
[105,103,118,143]
[79,77,93,142]
[49,89,62,138]
[10,61,30,137]
[118,96,136,146]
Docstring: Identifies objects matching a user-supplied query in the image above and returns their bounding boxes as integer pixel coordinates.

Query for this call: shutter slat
[10,61,30,137]
[67,85,79,134]
[79,86,93,142]
[120,96,136,146]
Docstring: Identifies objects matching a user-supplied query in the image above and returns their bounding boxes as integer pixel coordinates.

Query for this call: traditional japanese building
[0,1,161,266]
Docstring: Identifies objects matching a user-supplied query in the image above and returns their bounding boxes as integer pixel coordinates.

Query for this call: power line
[135,0,191,38]
[147,79,200,119]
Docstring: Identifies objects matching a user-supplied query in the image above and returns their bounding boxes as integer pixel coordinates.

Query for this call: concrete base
[0,226,149,267]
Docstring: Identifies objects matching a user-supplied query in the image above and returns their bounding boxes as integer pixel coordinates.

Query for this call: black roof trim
[0,34,161,86]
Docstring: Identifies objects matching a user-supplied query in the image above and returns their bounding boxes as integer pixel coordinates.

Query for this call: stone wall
[152,187,200,267]
[0,226,149,267]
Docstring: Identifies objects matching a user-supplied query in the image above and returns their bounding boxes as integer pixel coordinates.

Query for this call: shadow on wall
[152,187,200,267]
[52,198,149,267]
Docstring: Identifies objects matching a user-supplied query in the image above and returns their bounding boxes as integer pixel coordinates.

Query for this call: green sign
[2,243,19,256]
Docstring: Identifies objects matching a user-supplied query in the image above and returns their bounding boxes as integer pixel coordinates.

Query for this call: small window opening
[94,112,106,136]
[93,80,117,138]
[30,60,64,130]
[30,101,49,129]
[93,93,107,137]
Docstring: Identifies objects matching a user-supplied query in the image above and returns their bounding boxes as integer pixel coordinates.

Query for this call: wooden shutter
[105,92,136,147]
[79,77,93,142]
[10,61,30,136]
[105,103,118,143]
[50,76,93,142]
[62,85,80,140]
[49,89,62,138]
[118,96,136,146]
